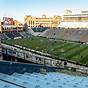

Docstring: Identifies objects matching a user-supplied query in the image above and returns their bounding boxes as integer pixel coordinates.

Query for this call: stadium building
[0,17,23,33]
[58,9,88,29]
[24,14,61,28]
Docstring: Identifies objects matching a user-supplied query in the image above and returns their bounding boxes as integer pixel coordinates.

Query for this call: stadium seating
[5,32,15,39]
[0,63,87,88]
[1,27,88,43]
[0,27,49,40]
[0,33,9,40]
[40,28,88,43]
[0,31,32,40]
[12,32,21,37]
[32,27,48,32]
[0,61,60,88]
[20,31,32,38]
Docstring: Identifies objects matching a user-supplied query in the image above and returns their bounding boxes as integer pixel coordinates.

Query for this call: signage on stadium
[3,17,13,25]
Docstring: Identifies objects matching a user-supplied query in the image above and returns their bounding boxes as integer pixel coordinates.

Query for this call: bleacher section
[19,31,32,38]
[58,22,88,29]
[0,27,49,40]
[0,31,33,40]
[0,61,88,88]
[0,33,9,40]
[1,28,88,43]
[5,32,15,39]
[32,27,48,32]
[0,61,59,88]
[40,28,88,43]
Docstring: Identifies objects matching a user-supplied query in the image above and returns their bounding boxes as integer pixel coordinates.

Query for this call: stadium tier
[32,27,49,32]
[0,61,60,88]
[0,61,88,88]
[0,27,50,40]
[58,22,88,29]
[40,28,88,43]
[0,31,33,40]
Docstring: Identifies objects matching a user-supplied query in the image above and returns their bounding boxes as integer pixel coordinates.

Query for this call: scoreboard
[3,17,13,25]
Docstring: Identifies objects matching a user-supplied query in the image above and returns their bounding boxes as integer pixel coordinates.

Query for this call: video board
[3,17,13,25]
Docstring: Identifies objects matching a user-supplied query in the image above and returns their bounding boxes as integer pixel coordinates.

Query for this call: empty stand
[0,71,87,88]
[40,28,88,43]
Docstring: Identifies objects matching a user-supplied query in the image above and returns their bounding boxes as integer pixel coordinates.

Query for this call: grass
[3,36,88,65]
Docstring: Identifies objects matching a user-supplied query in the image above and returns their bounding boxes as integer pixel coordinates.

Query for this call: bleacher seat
[32,27,48,32]
[5,32,15,39]
[40,28,88,42]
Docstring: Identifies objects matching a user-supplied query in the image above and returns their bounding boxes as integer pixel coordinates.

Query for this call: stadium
[1,26,88,88]
[1,10,88,88]
[2,28,88,65]
[2,10,88,66]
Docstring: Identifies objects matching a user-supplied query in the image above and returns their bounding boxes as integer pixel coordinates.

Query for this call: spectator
[64,61,67,66]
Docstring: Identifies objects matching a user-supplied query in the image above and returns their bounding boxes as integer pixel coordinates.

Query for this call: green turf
[3,36,88,65]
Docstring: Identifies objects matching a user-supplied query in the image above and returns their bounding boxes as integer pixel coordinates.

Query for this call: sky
[0,0,88,23]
